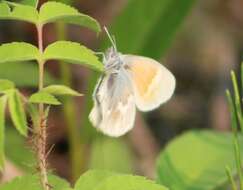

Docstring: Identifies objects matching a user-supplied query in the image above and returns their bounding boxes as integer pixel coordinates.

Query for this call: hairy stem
[36,24,49,190]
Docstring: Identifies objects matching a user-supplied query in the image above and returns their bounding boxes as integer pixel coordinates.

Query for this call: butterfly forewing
[89,68,136,137]
[122,55,176,112]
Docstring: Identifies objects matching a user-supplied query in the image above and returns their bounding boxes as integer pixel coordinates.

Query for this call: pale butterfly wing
[122,55,176,111]
[89,68,136,137]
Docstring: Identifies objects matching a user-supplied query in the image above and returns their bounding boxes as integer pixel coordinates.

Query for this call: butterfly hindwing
[122,55,176,111]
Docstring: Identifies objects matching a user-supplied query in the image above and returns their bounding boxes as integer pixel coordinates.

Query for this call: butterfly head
[103,27,122,73]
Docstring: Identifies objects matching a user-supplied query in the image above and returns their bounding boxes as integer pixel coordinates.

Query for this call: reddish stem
[36,24,49,190]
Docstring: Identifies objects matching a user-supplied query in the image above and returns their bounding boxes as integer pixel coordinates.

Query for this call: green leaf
[75,170,167,190]
[95,175,168,190]
[89,138,134,173]
[7,89,27,136]
[156,130,243,190]
[0,79,15,92]
[74,170,116,190]
[50,0,74,5]
[43,41,103,72]
[39,2,100,33]
[0,2,38,24]
[29,91,61,105]
[0,174,70,190]
[104,0,195,59]
[0,62,58,87]
[41,85,83,96]
[0,95,7,170]
[21,0,38,8]
[0,42,40,64]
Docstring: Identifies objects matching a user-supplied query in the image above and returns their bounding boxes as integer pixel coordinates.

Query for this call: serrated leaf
[0,2,38,24]
[43,41,103,72]
[74,170,116,190]
[41,85,82,96]
[0,42,40,64]
[7,89,27,136]
[0,62,58,87]
[74,170,167,190]
[21,0,38,8]
[0,79,15,92]
[156,130,243,190]
[95,175,168,190]
[0,95,7,170]
[39,2,100,33]
[0,174,70,190]
[29,91,61,105]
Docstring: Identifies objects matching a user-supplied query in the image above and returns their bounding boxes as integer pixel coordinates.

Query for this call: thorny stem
[36,24,50,190]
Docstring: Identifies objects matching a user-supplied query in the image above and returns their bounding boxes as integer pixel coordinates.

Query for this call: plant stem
[225,166,237,190]
[36,24,49,190]
[234,134,243,190]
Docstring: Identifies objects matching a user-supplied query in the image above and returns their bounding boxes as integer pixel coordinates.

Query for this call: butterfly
[89,27,176,137]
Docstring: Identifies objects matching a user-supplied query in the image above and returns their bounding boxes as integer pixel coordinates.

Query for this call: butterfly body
[89,46,176,137]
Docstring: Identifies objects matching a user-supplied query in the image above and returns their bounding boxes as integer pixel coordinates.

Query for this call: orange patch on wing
[129,61,158,97]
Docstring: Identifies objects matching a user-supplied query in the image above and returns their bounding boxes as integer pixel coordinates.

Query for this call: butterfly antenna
[104,26,117,51]
[112,35,117,49]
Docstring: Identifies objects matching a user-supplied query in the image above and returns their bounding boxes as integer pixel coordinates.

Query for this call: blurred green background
[0,0,242,186]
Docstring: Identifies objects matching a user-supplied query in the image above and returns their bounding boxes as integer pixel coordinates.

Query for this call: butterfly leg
[94,52,107,63]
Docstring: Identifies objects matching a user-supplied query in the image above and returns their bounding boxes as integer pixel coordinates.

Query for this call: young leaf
[74,170,167,190]
[0,174,70,190]
[0,79,15,92]
[7,89,28,136]
[39,2,100,33]
[0,42,40,64]
[29,92,61,105]
[94,175,168,190]
[21,0,38,8]
[156,130,243,190]
[43,41,103,72]
[74,170,116,190]
[41,85,83,96]
[0,95,7,170]
[0,2,38,24]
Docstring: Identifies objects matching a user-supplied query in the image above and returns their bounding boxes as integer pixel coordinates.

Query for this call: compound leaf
[0,95,7,170]
[43,41,103,72]
[7,89,28,136]
[21,0,38,8]
[29,92,61,105]
[41,85,82,96]
[39,2,100,33]
[0,42,39,64]
[0,79,15,92]
[0,2,38,24]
